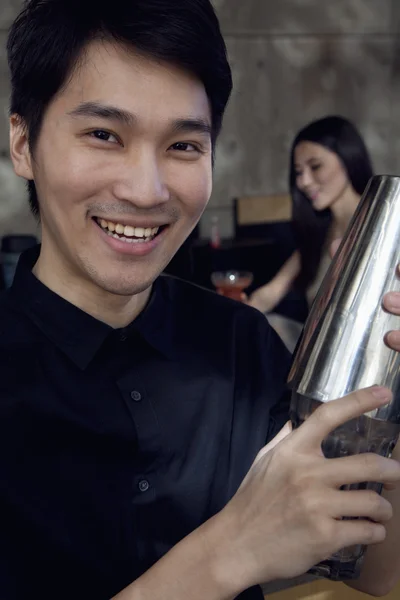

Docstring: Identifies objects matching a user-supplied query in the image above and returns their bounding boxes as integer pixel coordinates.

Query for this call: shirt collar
[9,246,175,369]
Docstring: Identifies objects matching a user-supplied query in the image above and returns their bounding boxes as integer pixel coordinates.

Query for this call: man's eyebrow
[68,103,212,137]
[67,102,136,127]
[171,118,212,137]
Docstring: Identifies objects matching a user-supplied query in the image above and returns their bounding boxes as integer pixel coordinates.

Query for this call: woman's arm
[248,251,301,313]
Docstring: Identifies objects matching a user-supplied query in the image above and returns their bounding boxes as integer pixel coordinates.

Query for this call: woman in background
[249,115,374,314]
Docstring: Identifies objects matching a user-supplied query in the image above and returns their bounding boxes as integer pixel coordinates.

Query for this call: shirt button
[138,479,150,493]
[120,332,128,342]
[131,390,142,402]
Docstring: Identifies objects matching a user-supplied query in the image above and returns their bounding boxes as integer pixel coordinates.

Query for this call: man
[1,1,400,599]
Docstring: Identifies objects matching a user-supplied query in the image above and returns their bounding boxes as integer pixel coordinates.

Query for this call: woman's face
[294,141,352,211]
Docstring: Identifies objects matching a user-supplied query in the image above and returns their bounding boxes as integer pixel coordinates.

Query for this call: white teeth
[98,218,161,241]
[106,229,150,244]
[124,225,135,237]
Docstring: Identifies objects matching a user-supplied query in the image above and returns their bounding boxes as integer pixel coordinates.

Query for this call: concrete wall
[0,1,37,236]
[206,0,400,238]
[0,1,399,239]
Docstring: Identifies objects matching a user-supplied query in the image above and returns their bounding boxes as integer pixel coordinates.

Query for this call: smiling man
[10,34,215,323]
[1,1,400,600]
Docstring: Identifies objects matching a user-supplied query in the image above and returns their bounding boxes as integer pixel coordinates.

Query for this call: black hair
[289,115,374,290]
[7,0,233,217]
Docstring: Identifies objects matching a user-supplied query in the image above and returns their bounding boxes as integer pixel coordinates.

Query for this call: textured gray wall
[207,0,400,238]
[0,1,399,239]
[0,1,37,236]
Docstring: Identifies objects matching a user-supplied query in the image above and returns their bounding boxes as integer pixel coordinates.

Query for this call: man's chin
[100,279,154,297]
[86,251,175,296]
[90,269,157,297]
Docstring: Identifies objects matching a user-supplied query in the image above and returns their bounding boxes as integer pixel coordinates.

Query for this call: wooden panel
[236,195,292,226]
[265,579,400,600]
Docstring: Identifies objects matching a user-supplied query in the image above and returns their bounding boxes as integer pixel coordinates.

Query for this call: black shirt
[0,247,291,600]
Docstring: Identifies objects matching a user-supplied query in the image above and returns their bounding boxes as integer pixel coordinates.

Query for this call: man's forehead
[62,40,212,121]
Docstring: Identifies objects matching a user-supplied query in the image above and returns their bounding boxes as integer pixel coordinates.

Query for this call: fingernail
[371,386,391,401]
[387,293,400,309]
[385,331,400,349]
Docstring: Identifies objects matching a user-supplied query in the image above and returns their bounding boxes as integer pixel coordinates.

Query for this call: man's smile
[94,217,164,243]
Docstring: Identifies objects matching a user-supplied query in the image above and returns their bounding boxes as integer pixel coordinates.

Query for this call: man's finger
[335,518,386,549]
[324,453,400,487]
[295,387,392,451]
[329,489,393,521]
[382,292,400,315]
[384,330,400,352]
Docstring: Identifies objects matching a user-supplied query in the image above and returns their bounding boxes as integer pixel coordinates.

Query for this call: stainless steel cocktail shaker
[288,175,400,581]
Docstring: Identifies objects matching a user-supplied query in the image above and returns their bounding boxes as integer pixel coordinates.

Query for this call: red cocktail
[211,271,253,301]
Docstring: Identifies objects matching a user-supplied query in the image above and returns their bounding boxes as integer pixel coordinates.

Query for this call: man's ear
[9,114,34,180]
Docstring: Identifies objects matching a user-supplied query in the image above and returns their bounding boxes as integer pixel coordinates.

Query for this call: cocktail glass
[211,271,254,301]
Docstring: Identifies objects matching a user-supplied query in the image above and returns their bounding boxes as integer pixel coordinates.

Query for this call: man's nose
[112,151,170,208]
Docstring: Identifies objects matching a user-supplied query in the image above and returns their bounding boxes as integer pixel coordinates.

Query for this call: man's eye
[311,164,321,171]
[171,142,199,152]
[89,130,119,144]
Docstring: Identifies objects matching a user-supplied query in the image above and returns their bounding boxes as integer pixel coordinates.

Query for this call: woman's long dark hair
[290,116,373,290]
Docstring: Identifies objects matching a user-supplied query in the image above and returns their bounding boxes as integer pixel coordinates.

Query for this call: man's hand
[211,387,400,593]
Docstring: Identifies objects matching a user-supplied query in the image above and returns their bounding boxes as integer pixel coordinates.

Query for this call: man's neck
[32,247,152,329]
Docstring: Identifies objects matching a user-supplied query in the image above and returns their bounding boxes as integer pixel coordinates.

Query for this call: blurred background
[0,0,399,305]
[209,0,400,239]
